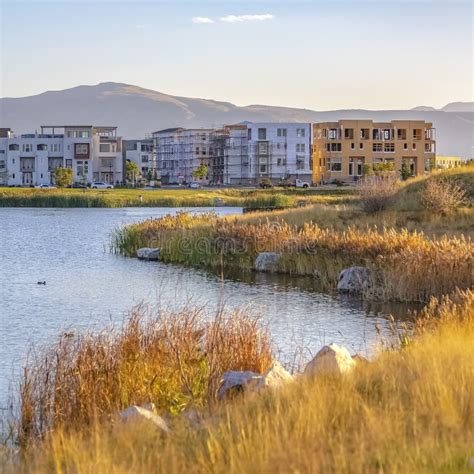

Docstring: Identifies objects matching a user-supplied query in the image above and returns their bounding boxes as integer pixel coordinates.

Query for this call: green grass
[0,186,355,208]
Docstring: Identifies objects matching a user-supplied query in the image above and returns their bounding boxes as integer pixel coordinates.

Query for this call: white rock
[119,405,169,433]
[136,247,161,261]
[255,252,280,273]
[217,370,262,400]
[337,266,370,293]
[304,343,356,377]
[256,361,293,389]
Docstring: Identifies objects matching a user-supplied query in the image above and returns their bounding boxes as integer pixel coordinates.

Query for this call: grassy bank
[0,186,354,208]
[111,170,473,302]
[5,290,474,473]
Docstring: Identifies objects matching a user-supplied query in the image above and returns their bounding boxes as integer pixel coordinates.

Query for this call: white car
[91,182,114,189]
[34,184,56,189]
[295,179,310,189]
[188,182,200,189]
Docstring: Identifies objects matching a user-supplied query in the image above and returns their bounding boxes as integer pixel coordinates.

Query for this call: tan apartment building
[312,120,436,183]
[430,155,463,169]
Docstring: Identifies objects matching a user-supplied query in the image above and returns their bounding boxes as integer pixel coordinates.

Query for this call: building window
[329,161,342,172]
[344,128,354,139]
[99,143,110,153]
[296,128,306,138]
[37,144,48,151]
[328,128,338,140]
[397,129,407,140]
[277,128,287,137]
[66,159,72,168]
[360,129,369,140]
[50,144,61,153]
[349,161,354,176]
[351,142,355,150]
[75,144,89,155]
[76,160,89,176]
[327,143,342,152]
[9,144,19,151]
[296,144,306,153]
[296,156,305,170]
[359,143,364,150]
[373,143,383,152]
[412,143,417,151]
[258,142,268,154]
[260,164,267,173]
[141,155,149,163]
[258,128,267,140]
[384,143,395,153]
[382,129,393,140]
[413,129,422,140]
[277,158,282,166]
[403,143,408,150]
[248,129,252,140]
[22,144,32,152]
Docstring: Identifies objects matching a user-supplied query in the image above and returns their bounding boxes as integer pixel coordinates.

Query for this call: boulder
[255,252,280,273]
[256,361,293,389]
[119,404,169,433]
[304,343,356,377]
[337,266,370,293]
[352,353,369,364]
[136,247,161,261]
[217,370,262,400]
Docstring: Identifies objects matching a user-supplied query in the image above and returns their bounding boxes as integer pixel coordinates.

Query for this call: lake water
[0,207,412,405]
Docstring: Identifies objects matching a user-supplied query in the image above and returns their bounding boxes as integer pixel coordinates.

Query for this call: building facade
[0,125,124,186]
[153,128,214,184]
[123,138,155,180]
[312,120,436,183]
[153,123,312,186]
[430,155,462,169]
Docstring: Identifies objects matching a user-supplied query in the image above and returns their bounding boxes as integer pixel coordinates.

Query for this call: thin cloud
[192,17,215,24]
[135,24,145,29]
[220,14,275,23]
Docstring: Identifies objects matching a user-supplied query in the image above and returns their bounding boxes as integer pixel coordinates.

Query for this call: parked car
[91,182,114,189]
[295,179,310,189]
[188,182,200,189]
[34,184,56,189]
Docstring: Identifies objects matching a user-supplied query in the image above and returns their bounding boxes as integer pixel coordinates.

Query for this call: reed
[7,291,474,473]
[17,305,272,445]
[112,213,473,302]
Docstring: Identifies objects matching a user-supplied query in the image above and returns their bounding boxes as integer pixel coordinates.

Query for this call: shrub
[358,176,398,213]
[53,167,73,188]
[421,177,467,215]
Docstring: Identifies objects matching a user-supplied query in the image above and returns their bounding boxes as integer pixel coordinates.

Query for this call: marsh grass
[18,305,272,445]
[7,291,474,474]
[112,212,473,302]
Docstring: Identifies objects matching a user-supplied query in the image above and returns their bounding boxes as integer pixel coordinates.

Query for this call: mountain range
[0,82,472,158]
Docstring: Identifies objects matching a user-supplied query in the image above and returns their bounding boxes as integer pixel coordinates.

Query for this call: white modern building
[123,138,155,180]
[153,128,214,184]
[0,125,124,186]
[211,122,312,185]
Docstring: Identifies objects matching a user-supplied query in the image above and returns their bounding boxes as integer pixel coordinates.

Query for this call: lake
[0,207,412,405]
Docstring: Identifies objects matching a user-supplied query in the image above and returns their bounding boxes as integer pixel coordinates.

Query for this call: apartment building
[430,155,462,169]
[123,138,155,180]
[312,120,436,183]
[153,128,213,184]
[223,122,311,184]
[0,125,124,186]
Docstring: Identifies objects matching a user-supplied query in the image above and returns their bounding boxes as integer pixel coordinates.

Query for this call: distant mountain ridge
[0,82,472,158]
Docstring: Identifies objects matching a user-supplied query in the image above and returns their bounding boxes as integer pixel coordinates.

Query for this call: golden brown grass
[18,306,272,445]
[112,212,473,302]
[6,290,474,474]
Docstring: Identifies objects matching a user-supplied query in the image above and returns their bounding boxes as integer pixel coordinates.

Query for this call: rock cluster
[337,266,370,293]
[254,252,280,273]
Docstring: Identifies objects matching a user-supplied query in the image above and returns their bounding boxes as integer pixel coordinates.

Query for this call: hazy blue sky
[1,0,473,110]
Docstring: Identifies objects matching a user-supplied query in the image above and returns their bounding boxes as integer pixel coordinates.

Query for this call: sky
[0,0,473,110]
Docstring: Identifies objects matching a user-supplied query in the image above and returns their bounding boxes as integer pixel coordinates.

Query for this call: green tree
[400,162,411,181]
[126,160,140,185]
[362,164,374,176]
[54,167,73,188]
[192,163,209,181]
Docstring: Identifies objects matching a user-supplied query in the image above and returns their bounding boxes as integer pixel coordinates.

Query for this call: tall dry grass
[112,213,473,302]
[7,291,474,474]
[18,306,272,445]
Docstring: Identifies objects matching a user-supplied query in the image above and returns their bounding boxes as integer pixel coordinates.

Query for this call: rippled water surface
[0,207,412,404]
